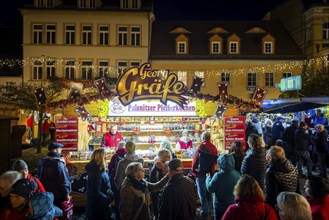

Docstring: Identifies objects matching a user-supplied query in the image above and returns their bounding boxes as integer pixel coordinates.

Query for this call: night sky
[0,0,285,27]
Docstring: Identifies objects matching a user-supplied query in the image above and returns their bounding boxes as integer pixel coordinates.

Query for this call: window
[323,22,329,40]
[81,61,93,80]
[46,61,56,79]
[131,0,138,8]
[194,71,205,86]
[65,25,75,45]
[46,24,56,44]
[90,0,96,7]
[65,60,75,80]
[177,71,187,85]
[229,42,238,53]
[36,0,43,7]
[178,42,186,53]
[282,72,292,78]
[99,26,109,45]
[264,42,273,54]
[118,26,128,46]
[33,24,43,44]
[212,42,220,54]
[122,0,129,8]
[46,0,53,7]
[98,61,108,78]
[79,0,86,7]
[33,60,43,80]
[117,61,128,76]
[247,72,257,86]
[130,61,140,67]
[221,72,231,84]
[82,25,92,45]
[265,72,274,87]
[131,26,141,46]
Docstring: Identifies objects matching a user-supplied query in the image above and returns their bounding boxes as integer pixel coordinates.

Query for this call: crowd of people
[1,112,329,219]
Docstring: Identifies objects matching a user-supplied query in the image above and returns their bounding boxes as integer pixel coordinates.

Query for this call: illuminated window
[265,72,274,87]
[65,60,75,80]
[247,72,257,86]
[81,61,93,80]
[82,25,92,45]
[33,60,43,80]
[99,61,108,78]
[117,61,128,76]
[46,61,56,79]
[323,22,329,40]
[46,24,56,44]
[65,25,75,45]
[177,71,187,85]
[118,26,128,46]
[221,72,231,84]
[33,24,43,44]
[99,26,109,45]
[131,26,141,46]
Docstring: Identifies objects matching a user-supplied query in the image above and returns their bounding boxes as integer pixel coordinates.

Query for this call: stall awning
[262,97,329,113]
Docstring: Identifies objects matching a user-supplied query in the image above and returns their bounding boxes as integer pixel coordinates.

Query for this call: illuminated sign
[116,63,187,108]
[277,75,302,92]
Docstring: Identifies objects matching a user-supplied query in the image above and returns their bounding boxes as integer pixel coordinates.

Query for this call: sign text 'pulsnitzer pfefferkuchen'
[116,63,188,108]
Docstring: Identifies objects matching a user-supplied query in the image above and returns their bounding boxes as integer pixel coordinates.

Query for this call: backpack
[196,144,218,175]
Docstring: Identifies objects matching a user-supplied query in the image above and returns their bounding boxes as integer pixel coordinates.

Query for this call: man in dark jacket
[314,124,328,178]
[271,117,285,146]
[282,120,299,165]
[295,122,313,178]
[158,159,196,220]
[37,142,71,209]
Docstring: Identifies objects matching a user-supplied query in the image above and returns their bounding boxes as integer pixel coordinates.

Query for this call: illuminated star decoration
[74,105,91,121]
[218,83,229,104]
[34,87,47,106]
[251,87,268,108]
[215,104,227,119]
[68,82,83,102]
[190,76,204,94]
[94,78,112,98]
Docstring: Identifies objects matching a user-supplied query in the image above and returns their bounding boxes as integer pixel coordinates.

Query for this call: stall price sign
[54,116,79,151]
[224,116,246,150]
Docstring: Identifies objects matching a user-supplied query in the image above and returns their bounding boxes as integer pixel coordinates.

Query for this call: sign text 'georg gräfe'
[116,63,188,108]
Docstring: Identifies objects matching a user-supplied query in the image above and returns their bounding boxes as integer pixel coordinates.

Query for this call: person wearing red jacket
[12,160,45,193]
[101,125,123,148]
[26,114,33,140]
[222,174,278,220]
[305,176,329,220]
[176,130,194,150]
[192,131,218,220]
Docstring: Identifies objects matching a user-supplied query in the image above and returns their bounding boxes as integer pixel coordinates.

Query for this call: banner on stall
[54,116,79,151]
[224,116,246,150]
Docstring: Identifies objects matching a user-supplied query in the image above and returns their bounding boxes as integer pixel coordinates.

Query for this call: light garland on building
[0,55,327,77]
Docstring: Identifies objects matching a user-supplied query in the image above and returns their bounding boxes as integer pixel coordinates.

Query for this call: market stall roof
[262,97,329,113]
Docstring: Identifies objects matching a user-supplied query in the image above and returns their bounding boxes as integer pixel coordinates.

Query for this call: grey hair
[276,192,311,220]
[0,171,22,196]
[201,131,211,141]
[125,162,143,177]
[117,141,126,150]
[157,149,172,161]
[160,140,174,154]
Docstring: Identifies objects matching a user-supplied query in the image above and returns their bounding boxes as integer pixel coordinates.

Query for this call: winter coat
[120,175,169,220]
[0,195,10,215]
[101,132,123,148]
[265,158,298,207]
[271,121,284,144]
[149,165,165,218]
[222,196,278,220]
[295,127,312,151]
[37,155,71,200]
[108,148,127,182]
[158,173,196,220]
[241,147,267,190]
[206,154,241,217]
[282,124,298,148]
[115,153,144,190]
[253,119,263,135]
[231,153,244,173]
[27,173,46,193]
[85,161,112,220]
[192,140,218,178]
[0,203,29,220]
[315,130,329,154]
[308,196,329,220]
[29,192,62,220]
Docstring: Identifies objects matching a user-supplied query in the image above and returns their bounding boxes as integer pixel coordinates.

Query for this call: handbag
[196,144,218,175]
[61,197,74,220]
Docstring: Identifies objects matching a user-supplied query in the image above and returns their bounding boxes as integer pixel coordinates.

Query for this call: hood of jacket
[217,154,235,172]
[31,192,62,219]
[268,158,294,173]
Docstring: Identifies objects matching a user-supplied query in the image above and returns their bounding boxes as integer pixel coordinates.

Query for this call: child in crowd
[28,192,62,220]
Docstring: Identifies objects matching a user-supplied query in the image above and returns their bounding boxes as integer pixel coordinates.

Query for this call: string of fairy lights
[0,55,327,78]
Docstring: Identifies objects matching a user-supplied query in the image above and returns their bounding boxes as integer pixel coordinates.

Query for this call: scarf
[127,175,147,193]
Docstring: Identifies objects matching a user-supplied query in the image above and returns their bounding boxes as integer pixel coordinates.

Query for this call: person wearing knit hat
[28,192,63,220]
[0,179,34,219]
[12,159,46,193]
[158,158,196,220]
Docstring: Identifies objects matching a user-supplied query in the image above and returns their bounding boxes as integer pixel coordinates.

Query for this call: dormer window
[209,34,222,54]
[264,42,273,54]
[212,42,220,53]
[227,33,241,54]
[175,34,189,54]
[78,0,99,8]
[121,0,141,9]
[262,34,275,54]
[35,0,57,7]
[178,42,186,53]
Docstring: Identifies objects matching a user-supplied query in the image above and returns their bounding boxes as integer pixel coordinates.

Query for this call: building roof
[150,20,305,60]
[0,26,22,77]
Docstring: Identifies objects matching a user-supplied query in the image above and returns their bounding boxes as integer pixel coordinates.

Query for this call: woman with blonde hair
[222,174,278,220]
[121,162,169,220]
[85,148,112,220]
[241,133,267,190]
[265,146,298,208]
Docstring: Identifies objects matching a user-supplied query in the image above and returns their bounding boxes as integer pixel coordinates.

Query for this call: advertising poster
[55,116,79,151]
[224,116,246,150]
